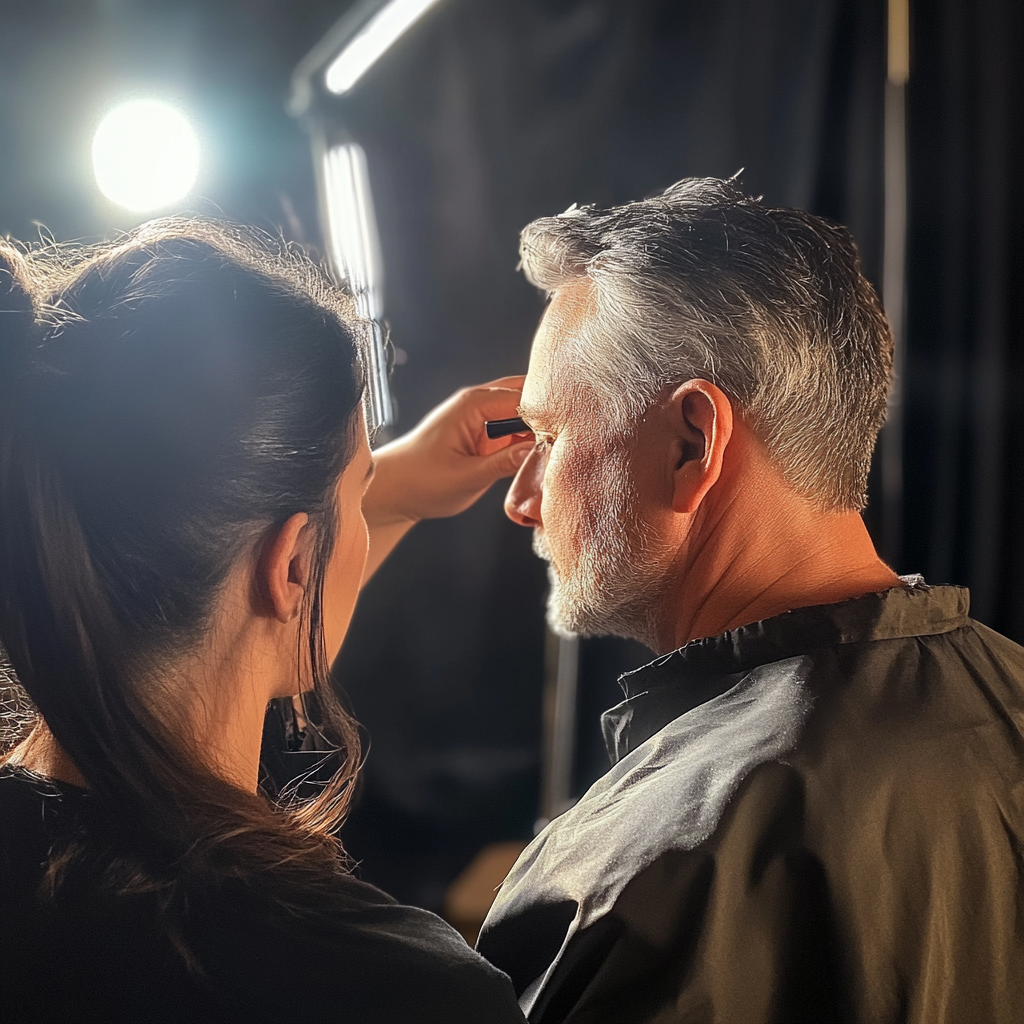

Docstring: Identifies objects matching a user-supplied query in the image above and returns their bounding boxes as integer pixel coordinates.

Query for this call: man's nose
[504,446,544,527]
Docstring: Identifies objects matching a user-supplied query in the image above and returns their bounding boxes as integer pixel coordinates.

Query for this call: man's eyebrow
[516,403,548,428]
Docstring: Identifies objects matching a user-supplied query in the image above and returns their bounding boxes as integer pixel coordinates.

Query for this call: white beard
[532,448,671,648]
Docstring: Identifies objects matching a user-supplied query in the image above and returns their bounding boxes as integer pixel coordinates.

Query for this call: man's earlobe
[669,380,734,515]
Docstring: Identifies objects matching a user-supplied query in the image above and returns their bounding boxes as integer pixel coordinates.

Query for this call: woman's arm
[361,377,533,584]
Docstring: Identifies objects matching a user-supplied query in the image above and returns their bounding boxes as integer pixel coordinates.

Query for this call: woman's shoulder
[198,870,525,1023]
[0,765,82,870]
[0,767,524,1023]
[0,761,80,800]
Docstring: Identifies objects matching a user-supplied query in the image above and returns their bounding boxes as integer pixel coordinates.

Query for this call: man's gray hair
[519,177,893,511]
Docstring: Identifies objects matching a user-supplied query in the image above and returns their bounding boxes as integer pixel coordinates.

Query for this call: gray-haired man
[476,179,1024,1024]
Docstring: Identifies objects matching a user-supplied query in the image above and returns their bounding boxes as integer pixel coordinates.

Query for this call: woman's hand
[361,376,533,581]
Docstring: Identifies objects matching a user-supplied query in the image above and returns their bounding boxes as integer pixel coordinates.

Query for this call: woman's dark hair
[0,218,366,953]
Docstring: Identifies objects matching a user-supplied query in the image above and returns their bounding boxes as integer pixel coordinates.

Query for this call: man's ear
[260,512,312,623]
[668,379,734,514]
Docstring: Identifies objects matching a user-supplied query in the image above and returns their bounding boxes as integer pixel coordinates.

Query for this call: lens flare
[92,100,199,212]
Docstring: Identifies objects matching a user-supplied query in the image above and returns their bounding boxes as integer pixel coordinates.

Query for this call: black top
[0,767,525,1024]
[478,582,1024,1023]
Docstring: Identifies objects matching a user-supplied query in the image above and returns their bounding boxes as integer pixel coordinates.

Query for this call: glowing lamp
[92,100,199,213]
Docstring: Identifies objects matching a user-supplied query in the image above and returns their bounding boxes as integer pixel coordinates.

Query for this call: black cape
[478,582,1024,1023]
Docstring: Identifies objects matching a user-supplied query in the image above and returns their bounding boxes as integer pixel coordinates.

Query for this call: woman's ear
[668,380,734,514]
[260,512,312,623]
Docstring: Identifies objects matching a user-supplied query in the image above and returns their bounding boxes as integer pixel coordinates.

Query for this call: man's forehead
[521,279,594,426]
[542,277,595,337]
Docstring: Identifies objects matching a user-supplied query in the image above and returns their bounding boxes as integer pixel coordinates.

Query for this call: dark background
[1,0,1020,911]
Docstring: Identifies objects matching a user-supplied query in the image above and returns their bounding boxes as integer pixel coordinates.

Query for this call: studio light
[292,0,450,430]
[320,141,393,428]
[324,0,444,95]
[92,100,199,213]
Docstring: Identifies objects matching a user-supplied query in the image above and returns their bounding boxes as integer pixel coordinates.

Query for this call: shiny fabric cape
[478,584,1024,1023]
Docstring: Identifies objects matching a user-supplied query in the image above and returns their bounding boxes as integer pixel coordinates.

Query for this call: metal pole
[538,629,579,829]
[881,0,910,567]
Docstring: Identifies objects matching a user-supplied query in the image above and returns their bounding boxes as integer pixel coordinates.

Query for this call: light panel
[321,142,394,429]
[324,0,444,95]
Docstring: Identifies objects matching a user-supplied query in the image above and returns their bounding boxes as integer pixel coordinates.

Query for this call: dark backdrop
[0,0,1019,911]
[903,0,1024,638]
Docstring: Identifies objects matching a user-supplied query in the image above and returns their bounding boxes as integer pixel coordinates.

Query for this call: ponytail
[0,223,366,958]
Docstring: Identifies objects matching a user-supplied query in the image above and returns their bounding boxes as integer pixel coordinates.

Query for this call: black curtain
[903,0,1024,639]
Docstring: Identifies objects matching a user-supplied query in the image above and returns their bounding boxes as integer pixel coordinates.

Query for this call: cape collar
[602,579,969,764]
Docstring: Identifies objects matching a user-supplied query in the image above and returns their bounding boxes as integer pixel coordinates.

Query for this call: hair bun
[0,243,39,377]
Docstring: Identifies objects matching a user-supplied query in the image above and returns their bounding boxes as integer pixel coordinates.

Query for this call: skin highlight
[506,278,902,654]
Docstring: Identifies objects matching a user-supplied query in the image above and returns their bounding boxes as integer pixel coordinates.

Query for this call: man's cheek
[544,492,589,563]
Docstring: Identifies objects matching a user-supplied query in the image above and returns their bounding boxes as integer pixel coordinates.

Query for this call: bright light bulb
[92,100,200,212]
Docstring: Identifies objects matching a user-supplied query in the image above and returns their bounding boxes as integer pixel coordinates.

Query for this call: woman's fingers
[473,440,534,484]
[476,374,527,390]
[444,385,532,455]
[456,384,525,419]
[366,377,532,525]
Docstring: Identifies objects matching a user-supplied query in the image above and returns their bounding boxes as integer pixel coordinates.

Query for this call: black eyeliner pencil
[485,417,530,439]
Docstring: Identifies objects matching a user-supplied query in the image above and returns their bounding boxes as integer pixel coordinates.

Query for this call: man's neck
[658,492,902,655]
